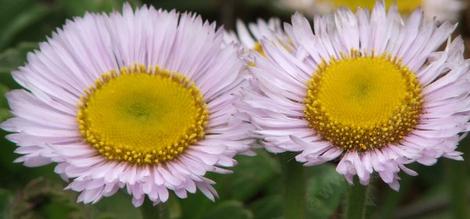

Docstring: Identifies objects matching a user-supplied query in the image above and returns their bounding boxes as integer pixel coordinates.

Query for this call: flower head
[225,18,293,58]
[1,4,253,206]
[246,3,470,189]
[278,0,465,22]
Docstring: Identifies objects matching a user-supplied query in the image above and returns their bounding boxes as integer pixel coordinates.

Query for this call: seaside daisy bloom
[246,2,470,189]
[278,0,465,22]
[224,18,293,58]
[1,5,253,206]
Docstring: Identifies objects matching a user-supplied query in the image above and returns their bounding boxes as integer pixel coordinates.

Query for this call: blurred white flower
[225,18,293,60]
[278,0,465,22]
[422,0,465,22]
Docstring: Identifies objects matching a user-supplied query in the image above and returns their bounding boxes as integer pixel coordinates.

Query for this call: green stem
[280,153,306,219]
[345,180,369,219]
[141,199,170,219]
[446,159,468,219]
[376,174,412,219]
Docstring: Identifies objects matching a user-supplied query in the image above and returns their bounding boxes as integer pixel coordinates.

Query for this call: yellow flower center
[327,0,422,14]
[77,65,208,165]
[253,42,266,56]
[304,52,423,151]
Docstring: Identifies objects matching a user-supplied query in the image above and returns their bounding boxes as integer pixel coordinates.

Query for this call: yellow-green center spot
[304,53,423,151]
[253,42,266,57]
[247,42,267,67]
[325,0,422,14]
[77,65,208,165]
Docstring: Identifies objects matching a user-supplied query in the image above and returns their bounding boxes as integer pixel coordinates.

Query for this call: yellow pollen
[304,52,423,152]
[77,65,208,165]
[247,42,267,67]
[253,42,266,57]
[325,0,422,14]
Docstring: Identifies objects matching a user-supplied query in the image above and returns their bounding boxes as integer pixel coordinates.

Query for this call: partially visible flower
[278,0,465,22]
[277,0,325,16]
[1,4,253,207]
[225,18,293,58]
[246,2,470,190]
[422,0,464,22]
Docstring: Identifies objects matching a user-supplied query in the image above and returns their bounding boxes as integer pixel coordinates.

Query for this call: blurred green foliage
[0,0,468,219]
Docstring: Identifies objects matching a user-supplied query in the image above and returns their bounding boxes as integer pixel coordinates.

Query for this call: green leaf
[204,201,253,219]
[82,191,141,219]
[179,193,216,219]
[0,189,12,219]
[0,129,62,190]
[0,42,37,72]
[0,84,8,103]
[213,150,281,201]
[57,0,127,16]
[373,173,413,219]
[0,0,49,50]
[305,164,349,219]
[8,178,81,219]
[0,85,10,121]
[248,195,282,219]
[0,42,37,89]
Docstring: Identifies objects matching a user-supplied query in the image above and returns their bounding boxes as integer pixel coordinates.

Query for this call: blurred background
[0,0,469,219]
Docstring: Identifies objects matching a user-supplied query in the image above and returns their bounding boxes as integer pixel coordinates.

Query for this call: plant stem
[141,199,170,219]
[280,153,306,219]
[446,159,469,219]
[345,180,369,219]
[376,174,412,219]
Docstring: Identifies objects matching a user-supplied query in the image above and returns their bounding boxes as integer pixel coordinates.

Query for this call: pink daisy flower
[245,2,470,190]
[1,4,253,206]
